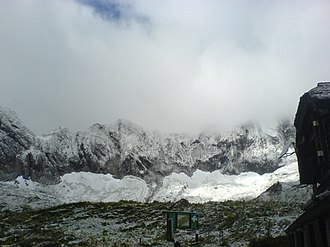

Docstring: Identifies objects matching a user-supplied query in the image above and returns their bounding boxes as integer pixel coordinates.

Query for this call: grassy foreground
[0,199,302,246]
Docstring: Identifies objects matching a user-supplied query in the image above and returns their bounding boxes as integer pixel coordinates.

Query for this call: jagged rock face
[196,123,282,174]
[0,107,35,181]
[0,107,295,185]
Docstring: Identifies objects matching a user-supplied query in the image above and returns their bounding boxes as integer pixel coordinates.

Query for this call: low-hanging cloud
[0,0,330,134]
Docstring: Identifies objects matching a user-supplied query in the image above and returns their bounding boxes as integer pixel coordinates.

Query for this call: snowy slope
[152,162,299,203]
[0,160,305,211]
[2,172,149,205]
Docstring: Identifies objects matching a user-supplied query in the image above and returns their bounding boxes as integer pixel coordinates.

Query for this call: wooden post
[174,241,181,247]
[167,218,174,242]
[195,229,199,242]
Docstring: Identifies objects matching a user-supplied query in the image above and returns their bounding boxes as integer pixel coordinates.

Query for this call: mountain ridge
[0,106,295,191]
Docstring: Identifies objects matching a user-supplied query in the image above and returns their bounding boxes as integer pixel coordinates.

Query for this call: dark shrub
[248,235,289,247]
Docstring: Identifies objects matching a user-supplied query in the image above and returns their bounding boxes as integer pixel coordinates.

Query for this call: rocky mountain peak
[113,119,145,135]
[0,107,36,181]
[0,107,296,189]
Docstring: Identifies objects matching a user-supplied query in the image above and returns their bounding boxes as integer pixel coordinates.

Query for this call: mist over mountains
[0,106,295,189]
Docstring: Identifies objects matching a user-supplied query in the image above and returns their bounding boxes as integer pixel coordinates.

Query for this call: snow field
[1,161,299,209]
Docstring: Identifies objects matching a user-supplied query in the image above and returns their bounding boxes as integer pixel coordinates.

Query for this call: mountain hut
[286,82,330,247]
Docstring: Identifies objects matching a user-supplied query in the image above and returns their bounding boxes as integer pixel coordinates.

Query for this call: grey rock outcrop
[0,107,35,181]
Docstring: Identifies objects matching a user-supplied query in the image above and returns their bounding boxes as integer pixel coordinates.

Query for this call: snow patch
[3,172,150,209]
[152,162,299,203]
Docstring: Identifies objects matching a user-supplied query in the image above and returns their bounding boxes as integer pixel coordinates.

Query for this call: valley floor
[0,199,303,247]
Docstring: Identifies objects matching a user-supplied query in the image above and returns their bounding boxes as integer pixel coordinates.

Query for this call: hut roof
[295,82,330,133]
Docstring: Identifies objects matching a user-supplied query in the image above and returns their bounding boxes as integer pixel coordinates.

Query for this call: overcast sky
[1,0,330,134]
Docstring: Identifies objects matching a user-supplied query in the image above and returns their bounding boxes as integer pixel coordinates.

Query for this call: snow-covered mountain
[0,106,295,188]
[0,106,310,211]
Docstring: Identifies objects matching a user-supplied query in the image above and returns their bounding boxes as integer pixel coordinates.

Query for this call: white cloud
[0,0,330,134]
